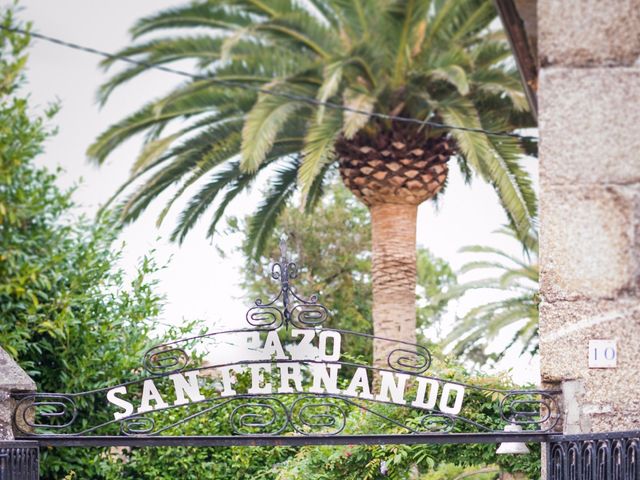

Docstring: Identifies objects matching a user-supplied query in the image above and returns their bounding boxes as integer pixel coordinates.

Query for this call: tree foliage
[0,11,166,478]
[89,0,537,254]
[230,181,456,361]
[223,188,539,479]
[439,227,539,364]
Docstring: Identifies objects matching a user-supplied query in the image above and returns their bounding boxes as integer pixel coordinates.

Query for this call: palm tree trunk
[370,203,418,368]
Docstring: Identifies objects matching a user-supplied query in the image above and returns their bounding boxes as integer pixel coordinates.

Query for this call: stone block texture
[0,348,35,393]
[539,68,640,185]
[540,297,640,431]
[539,0,640,438]
[540,185,639,301]
[539,0,640,67]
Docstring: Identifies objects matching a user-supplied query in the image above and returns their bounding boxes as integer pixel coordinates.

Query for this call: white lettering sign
[106,330,467,420]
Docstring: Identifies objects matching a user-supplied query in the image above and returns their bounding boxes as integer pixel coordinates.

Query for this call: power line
[1,25,538,142]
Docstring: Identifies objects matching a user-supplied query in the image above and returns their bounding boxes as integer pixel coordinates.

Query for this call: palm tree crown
[90,0,536,256]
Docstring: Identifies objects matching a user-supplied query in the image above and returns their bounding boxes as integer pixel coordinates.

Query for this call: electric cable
[0,25,538,142]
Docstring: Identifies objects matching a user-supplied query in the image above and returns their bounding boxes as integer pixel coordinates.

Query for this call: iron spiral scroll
[12,240,561,440]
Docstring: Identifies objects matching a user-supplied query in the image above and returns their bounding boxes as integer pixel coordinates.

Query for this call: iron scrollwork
[12,240,561,440]
[229,397,289,435]
[289,396,347,436]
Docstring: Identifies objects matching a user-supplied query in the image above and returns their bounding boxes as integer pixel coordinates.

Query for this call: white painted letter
[138,379,169,413]
[170,372,205,406]
[411,377,439,410]
[218,366,238,397]
[288,329,315,360]
[344,367,373,400]
[309,364,341,394]
[248,363,273,394]
[439,383,465,415]
[262,330,287,359]
[318,330,342,361]
[107,386,134,420]
[277,363,303,393]
[375,371,409,405]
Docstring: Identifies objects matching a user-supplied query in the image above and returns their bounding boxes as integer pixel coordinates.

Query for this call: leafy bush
[0,10,170,478]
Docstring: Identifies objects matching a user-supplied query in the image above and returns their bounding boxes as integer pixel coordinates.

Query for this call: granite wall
[538,0,640,434]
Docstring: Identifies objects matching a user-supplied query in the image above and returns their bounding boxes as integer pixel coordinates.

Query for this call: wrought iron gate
[547,431,640,480]
[0,442,38,480]
[4,432,640,479]
[2,243,638,479]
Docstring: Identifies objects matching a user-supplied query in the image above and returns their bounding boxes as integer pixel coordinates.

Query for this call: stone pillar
[538,0,640,437]
[0,347,36,440]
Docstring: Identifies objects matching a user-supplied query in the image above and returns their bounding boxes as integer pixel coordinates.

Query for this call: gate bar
[17,432,551,447]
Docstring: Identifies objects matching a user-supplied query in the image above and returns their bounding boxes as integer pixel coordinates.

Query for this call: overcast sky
[17,0,539,384]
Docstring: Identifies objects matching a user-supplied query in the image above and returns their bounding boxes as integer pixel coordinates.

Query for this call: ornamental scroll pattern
[13,240,561,438]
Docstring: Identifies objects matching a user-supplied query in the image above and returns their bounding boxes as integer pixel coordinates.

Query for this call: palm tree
[89,0,536,367]
[441,227,538,363]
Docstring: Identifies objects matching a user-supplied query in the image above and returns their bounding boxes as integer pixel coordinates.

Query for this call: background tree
[222,188,539,480]
[438,227,538,364]
[230,180,456,362]
[89,0,537,367]
[416,247,457,345]
[0,12,184,478]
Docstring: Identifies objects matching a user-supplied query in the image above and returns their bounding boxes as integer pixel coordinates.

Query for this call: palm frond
[132,132,182,175]
[298,110,342,199]
[342,88,375,139]
[390,0,433,87]
[458,260,512,274]
[422,0,458,49]
[240,90,306,172]
[483,128,537,240]
[441,225,539,361]
[98,36,224,104]
[449,0,496,42]
[255,10,336,58]
[472,68,529,111]
[124,120,244,224]
[303,162,335,214]
[428,65,470,95]
[437,97,492,176]
[130,2,255,39]
[92,0,534,259]
[169,161,244,243]
[470,40,513,68]
[247,159,300,258]
[316,61,343,122]
[88,103,191,164]
[459,245,529,268]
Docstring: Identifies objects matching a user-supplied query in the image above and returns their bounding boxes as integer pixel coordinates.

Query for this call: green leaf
[342,88,375,139]
[298,111,342,200]
[247,160,299,258]
[316,61,343,122]
[438,97,492,175]
[132,132,181,174]
[240,90,304,172]
[428,64,470,95]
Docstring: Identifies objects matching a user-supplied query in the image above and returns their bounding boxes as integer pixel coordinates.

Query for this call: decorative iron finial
[254,238,324,330]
